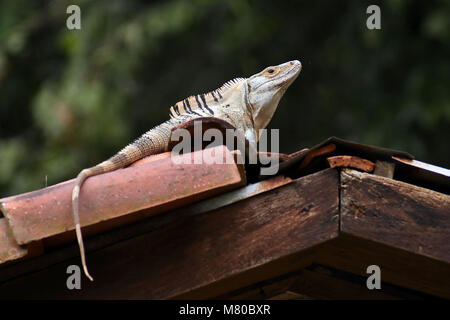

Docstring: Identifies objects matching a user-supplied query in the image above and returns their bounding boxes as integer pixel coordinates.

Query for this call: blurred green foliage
[0,0,449,197]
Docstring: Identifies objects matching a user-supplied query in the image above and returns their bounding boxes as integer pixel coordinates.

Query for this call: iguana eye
[267,68,275,74]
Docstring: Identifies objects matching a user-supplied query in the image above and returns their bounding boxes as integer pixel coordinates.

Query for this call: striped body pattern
[72,60,302,280]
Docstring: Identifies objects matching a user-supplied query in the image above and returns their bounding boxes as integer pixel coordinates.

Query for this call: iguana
[72,60,302,280]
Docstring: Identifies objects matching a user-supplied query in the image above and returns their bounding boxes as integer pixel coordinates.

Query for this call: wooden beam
[317,235,450,299]
[216,266,398,300]
[340,169,450,263]
[317,169,450,298]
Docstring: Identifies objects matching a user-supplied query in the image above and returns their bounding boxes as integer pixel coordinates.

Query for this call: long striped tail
[72,159,143,281]
[71,124,172,280]
[72,166,105,281]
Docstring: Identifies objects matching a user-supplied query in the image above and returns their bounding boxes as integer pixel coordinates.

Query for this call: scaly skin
[72,60,302,280]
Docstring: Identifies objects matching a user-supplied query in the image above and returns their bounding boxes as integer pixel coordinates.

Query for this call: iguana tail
[72,125,171,280]
[72,158,130,281]
[72,166,105,281]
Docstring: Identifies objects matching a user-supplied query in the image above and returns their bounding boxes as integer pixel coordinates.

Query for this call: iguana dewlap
[72,60,302,280]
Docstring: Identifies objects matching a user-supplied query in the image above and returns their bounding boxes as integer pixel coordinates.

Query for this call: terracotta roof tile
[0,218,27,264]
[0,146,245,250]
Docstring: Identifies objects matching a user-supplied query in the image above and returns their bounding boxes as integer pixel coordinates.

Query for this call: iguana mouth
[281,61,302,84]
[276,60,302,83]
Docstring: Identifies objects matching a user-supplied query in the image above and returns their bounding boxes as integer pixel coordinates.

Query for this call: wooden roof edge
[0,168,449,299]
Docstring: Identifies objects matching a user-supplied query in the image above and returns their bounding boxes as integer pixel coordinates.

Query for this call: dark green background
[0,0,449,197]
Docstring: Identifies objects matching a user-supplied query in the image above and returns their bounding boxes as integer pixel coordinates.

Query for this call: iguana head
[246,60,302,135]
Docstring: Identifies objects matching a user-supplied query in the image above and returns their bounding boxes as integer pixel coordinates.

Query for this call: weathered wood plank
[216,266,397,300]
[315,169,450,298]
[340,169,450,263]
[0,168,339,299]
[317,234,450,299]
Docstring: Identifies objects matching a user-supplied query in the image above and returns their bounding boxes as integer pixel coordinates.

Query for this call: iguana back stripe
[211,91,218,102]
[194,95,206,113]
[173,104,180,116]
[200,94,214,115]
[179,101,187,114]
[184,99,193,113]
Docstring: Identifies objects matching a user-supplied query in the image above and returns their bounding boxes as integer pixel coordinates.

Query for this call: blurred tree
[0,0,449,196]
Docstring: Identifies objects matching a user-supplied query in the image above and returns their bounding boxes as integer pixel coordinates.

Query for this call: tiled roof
[0,120,449,299]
